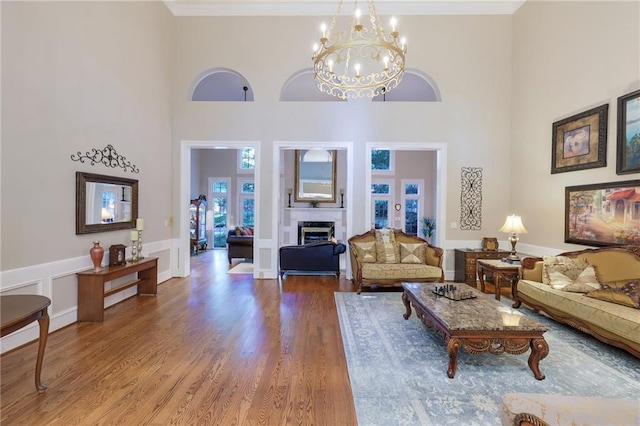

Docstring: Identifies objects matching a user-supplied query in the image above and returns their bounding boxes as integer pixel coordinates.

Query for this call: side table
[476,259,520,301]
[1,294,51,392]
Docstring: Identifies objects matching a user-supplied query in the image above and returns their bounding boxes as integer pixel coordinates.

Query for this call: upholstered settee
[513,245,640,357]
[226,228,253,264]
[279,240,347,277]
[348,229,444,294]
[501,393,639,426]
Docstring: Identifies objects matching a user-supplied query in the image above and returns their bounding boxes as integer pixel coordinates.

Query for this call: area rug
[335,292,640,426]
[227,262,253,274]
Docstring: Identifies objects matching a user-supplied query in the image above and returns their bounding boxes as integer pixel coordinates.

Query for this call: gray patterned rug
[335,292,640,426]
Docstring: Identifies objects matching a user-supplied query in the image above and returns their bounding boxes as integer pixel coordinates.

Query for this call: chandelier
[312,0,407,100]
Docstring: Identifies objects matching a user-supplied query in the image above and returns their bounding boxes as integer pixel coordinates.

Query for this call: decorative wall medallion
[71,144,139,173]
[460,167,482,230]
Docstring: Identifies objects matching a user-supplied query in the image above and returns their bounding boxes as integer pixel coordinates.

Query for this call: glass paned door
[212,196,228,248]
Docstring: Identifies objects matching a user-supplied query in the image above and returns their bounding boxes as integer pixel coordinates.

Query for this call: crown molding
[163,1,526,17]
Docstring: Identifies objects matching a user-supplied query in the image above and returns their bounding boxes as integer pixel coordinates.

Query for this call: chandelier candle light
[312,0,407,99]
[499,215,527,262]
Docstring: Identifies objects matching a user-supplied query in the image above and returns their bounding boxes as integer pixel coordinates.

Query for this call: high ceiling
[164,0,526,17]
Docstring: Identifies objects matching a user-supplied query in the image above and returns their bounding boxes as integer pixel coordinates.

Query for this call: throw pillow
[374,228,396,244]
[375,241,399,263]
[546,264,601,292]
[542,255,590,285]
[587,280,640,309]
[399,243,426,264]
[352,242,377,263]
[245,227,253,236]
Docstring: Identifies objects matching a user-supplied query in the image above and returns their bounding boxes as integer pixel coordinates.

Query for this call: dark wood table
[1,294,51,392]
[402,282,548,380]
[476,259,521,301]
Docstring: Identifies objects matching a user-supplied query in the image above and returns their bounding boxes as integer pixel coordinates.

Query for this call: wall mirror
[294,149,337,203]
[76,172,139,235]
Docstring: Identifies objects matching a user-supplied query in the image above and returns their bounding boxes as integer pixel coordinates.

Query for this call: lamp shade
[499,215,527,234]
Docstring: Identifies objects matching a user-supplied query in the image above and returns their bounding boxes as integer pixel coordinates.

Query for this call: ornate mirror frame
[294,149,337,203]
[76,172,139,235]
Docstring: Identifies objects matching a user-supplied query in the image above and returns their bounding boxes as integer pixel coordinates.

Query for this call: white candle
[136,218,144,230]
[130,230,138,241]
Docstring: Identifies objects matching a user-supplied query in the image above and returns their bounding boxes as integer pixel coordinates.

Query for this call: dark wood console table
[76,257,158,322]
[1,295,51,392]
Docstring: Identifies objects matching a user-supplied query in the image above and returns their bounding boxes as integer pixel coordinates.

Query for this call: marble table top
[402,282,547,332]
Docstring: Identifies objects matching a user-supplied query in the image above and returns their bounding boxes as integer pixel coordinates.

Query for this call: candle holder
[340,189,344,208]
[287,188,292,208]
[137,230,144,260]
[131,239,138,262]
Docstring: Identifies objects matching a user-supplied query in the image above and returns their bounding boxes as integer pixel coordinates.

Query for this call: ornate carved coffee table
[402,282,549,380]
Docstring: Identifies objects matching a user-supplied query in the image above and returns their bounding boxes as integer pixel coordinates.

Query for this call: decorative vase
[90,241,104,271]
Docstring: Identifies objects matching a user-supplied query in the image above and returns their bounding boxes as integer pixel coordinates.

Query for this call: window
[371,180,393,229]
[209,178,231,248]
[402,180,424,236]
[371,149,394,172]
[238,178,255,229]
[238,148,255,173]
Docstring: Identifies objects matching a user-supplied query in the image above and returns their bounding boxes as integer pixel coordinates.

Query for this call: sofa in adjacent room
[348,228,444,294]
[226,227,254,264]
[279,240,347,277]
[513,245,640,357]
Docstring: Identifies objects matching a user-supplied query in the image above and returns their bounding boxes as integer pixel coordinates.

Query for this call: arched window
[191,68,254,101]
[372,69,441,102]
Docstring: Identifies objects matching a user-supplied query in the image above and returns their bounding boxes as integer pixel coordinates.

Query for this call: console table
[1,294,51,392]
[454,248,510,286]
[76,257,157,322]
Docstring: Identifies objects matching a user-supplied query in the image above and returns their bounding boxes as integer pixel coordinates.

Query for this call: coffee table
[402,282,549,380]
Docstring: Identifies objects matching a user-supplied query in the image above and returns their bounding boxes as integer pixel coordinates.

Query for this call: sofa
[513,245,640,357]
[226,228,254,264]
[501,393,640,426]
[348,228,444,294]
[279,240,347,277]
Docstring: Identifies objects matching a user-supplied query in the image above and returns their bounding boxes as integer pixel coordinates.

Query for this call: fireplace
[298,221,334,245]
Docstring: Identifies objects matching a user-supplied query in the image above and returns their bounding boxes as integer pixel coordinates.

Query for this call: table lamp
[499,215,527,261]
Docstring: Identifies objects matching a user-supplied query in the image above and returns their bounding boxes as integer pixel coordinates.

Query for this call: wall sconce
[394,203,402,211]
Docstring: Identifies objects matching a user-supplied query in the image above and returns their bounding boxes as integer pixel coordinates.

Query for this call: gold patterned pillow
[587,280,640,309]
[374,228,396,244]
[352,242,377,263]
[375,241,399,263]
[542,255,590,285]
[399,243,426,264]
[546,264,601,292]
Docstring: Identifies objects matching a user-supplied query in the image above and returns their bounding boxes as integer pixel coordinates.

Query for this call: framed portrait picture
[616,89,640,175]
[565,179,640,246]
[551,104,608,174]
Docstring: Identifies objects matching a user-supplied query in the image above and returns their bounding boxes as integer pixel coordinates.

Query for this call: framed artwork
[565,179,640,246]
[616,89,640,175]
[551,104,608,174]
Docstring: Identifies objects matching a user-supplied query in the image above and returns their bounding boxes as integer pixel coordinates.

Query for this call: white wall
[1,1,175,352]
[511,0,640,253]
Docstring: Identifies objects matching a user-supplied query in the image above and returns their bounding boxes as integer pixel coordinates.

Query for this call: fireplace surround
[298,221,334,245]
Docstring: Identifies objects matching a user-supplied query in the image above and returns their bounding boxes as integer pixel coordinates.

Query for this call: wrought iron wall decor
[71,144,139,173]
[460,167,482,230]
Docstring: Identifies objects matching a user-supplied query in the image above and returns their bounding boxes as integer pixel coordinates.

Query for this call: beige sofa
[513,245,640,357]
[348,229,444,294]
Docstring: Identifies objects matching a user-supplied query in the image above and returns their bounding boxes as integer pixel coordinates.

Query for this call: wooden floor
[0,251,360,425]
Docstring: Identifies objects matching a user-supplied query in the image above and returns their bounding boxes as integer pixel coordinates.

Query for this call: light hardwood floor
[1,250,359,425]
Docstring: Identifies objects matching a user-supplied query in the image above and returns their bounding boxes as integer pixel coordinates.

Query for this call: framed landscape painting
[616,89,640,175]
[551,104,608,174]
[565,180,640,246]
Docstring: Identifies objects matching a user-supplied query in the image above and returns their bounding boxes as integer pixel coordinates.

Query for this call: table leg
[495,272,502,301]
[402,292,412,320]
[528,337,549,381]
[477,264,486,293]
[446,338,460,378]
[35,308,50,392]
